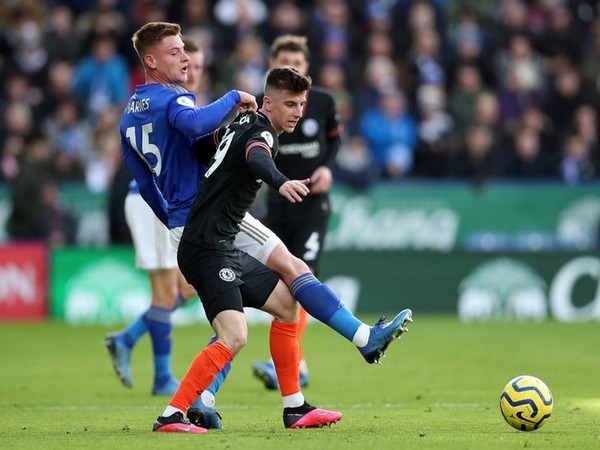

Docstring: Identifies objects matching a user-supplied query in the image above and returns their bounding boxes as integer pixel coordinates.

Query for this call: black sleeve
[191,129,222,165]
[247,147,289,190]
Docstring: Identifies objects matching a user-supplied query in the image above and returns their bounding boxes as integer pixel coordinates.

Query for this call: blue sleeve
[169,90,241,138]
[122,142,169,226]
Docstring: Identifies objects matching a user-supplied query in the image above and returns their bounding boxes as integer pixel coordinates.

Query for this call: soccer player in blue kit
[104,39,209,397]
[119,22,413,432]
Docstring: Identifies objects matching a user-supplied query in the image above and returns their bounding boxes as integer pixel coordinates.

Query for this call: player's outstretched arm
[247,144,309,202]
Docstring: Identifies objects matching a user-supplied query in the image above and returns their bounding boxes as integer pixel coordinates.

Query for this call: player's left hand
[279,179,310,203]
[309,166,332,194]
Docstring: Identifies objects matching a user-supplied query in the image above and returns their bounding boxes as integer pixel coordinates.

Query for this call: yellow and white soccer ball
[500,375,553,431]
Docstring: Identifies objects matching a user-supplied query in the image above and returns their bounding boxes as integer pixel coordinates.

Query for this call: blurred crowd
[2,0,600,242]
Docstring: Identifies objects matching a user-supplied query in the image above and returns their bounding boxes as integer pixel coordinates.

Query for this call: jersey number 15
[125,123,162,176]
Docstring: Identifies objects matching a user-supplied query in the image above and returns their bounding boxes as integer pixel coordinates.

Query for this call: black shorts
[177,241,280,324]
[266,195,331,273]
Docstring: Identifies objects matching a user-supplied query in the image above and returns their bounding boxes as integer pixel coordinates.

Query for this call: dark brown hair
[265,66,312,95]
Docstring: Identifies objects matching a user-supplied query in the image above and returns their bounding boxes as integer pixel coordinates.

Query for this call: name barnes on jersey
[126,97,150,114]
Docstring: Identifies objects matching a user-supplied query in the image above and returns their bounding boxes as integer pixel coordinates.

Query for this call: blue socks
[290,273,362,342]
[205,335,232,395]
[145,306,174,385]
[121,315,148,348]
[121,305,175,386]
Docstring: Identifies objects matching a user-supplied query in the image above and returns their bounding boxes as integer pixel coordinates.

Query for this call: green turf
[1,315,599,449]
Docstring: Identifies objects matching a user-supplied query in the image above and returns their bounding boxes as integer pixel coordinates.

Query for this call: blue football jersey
[120,83,240,228]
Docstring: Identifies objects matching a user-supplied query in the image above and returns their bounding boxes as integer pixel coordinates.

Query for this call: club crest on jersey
[176,96,195,107]
[219,268,236,282]
[261,131,274,148]
[301,118,319,137]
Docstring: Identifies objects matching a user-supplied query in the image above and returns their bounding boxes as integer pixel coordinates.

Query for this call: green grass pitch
[1,315,599,449]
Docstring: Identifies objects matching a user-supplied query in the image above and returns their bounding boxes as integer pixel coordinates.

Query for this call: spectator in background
[571,104,599,164]
[169,0,224,73]
[404,25,447,105]
[359,88,417,179]
[353,55,399,122]
[43,98,92,181]
[1,73,42,123]
[44,4,80,62]
[213,0,268,53]
[318,62,353,128]
[536,3,584,65]
[1,3,49,87]
[359,29,396,93]
[334,134,379,189]
[472,91,505,146]
[1,135,26,181]
[412,83,455,177]
[307,0,355,76]
[578,17,600,111]
[543,65,586,136]
[448,62,487,133]
[261,0,308,44]
[512,105,555,152]
[2,102,34,145]
[39,61,76,121]
[559,134,596,185]
[452,124,499,186]
[7,132,51,241]
[447,7,496,88]
[218,34,266,95]
[86,124,122,193]
[502,126,552,179]
[73,0,129,53]
[392,0,443,58]
[496,33,546,128]
[41,178,78,247]
[493,0,532,50]
[71,32,130,123]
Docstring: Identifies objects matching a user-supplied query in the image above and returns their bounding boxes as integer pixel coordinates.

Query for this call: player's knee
[291,256,310,277]
[220,329,248,354]
[268,245,310,285]
[226,334,247,354]
[274,291,299,323]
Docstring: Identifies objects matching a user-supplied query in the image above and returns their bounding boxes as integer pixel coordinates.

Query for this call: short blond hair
[132,22,181,64]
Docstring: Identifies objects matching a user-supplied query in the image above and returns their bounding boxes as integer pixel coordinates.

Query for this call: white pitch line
[26,402,486,412]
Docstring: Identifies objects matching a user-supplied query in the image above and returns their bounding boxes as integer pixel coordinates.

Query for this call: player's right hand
[237,90,258,112]
[279,179,310,203]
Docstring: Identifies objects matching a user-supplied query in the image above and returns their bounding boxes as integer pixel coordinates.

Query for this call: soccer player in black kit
[154,66,412,434]
[252,35,341,390]
[154,67,343,432]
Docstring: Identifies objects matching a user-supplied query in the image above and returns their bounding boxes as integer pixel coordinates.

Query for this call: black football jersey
[181,111,279,249]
